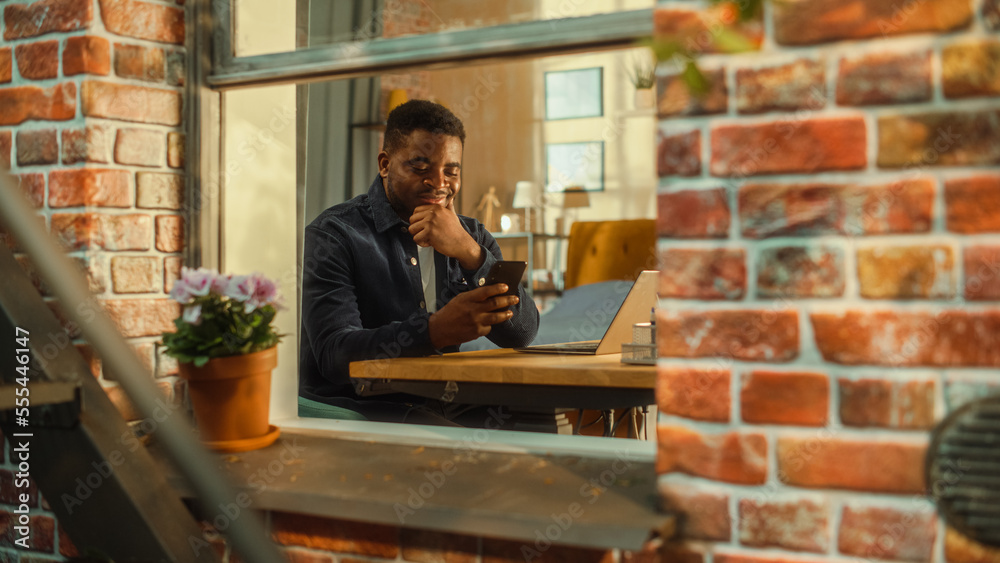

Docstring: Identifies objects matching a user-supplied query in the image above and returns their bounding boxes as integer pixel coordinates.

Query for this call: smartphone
[483,260,527,304]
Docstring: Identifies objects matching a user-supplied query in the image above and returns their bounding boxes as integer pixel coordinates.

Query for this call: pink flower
[211,273,232,294]
[181,267,215,297]
[225,275,254,303]
[248,273,280,311]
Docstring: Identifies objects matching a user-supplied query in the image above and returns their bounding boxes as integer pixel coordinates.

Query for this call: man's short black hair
[382,99,466,155]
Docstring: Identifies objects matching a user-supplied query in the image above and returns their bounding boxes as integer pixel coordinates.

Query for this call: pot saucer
[203,425,281,453]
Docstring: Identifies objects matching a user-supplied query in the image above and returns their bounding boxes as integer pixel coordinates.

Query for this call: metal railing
[0,171,285,561]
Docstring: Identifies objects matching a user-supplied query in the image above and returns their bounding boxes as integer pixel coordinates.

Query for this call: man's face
[378,129,463,222]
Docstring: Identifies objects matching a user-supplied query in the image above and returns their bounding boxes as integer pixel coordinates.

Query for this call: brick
[812,311,1000,367]
[736,59,826,114]
[773,0,972,45]
[986,0,1000,31]
[0,131,10,168]
[0,83,77,125]
[712,117,867,177]
[3,0,93,40]
[657,367,730,422]
[114,43,166,82]
[658,483,731,541]
[156,343,178,377]
[658,309,799,362]
[62,125,110,164]
[947,175,1000,233]
[878,110,1000,168]
[15,129,57,165]
[659,248,745,300]
[0,48,11,83]
[155,215,184,252]
[739,497,829,552]
[135,172,184,210]
[654,5,763,54]
[657,129,700,177]
[270,512,398,557]
[167,132,185,168]
[715,554,827,563]
[14,40,59,80]
[51,213,151,251]
[102,299,179,339]
[946,526,1000,563]
[739,179,934,238]
[49,169,131,208]
[839,504,937,561]
[165,50,185,86]
[839,378,937,429]
[283,549,334,563]
[657,188,730,238]
[0,470,38,506]
[757,245,844,298]
[837,51,932,106]
[777,436,926,493]
[111,256,161,293]
[857,245,956,299]
[27,514,55,552]
[63,35,111,76]
[81,81,181,126]
[741,371,828,426]
[114,128,164,166]
[657,426,767,484]
[400,528,477,563]
[482,536,614,563]
[164,256,182,293]
[15,173,44,208]
[943,40,1000,98]
[97,0,184,45]
[657,68,727,117]
[965,246,1000,300]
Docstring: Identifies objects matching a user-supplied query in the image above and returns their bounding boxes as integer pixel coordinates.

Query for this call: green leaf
[194,356,210,368]
[682,61,711,97]
[713,28,757,53]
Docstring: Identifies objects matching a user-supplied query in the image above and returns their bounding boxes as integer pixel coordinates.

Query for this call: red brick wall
[1,0,185,558]
[655,0,1000,561]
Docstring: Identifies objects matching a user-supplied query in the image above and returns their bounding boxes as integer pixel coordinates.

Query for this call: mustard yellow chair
[563,219,657,290]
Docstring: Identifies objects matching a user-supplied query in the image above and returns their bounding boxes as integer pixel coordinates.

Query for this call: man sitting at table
[299,99,539,427]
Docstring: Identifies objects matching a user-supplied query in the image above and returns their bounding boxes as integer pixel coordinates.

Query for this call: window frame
[187,2,657,455]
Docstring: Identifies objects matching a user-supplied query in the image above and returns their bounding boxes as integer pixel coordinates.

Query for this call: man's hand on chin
[408,198,484,270]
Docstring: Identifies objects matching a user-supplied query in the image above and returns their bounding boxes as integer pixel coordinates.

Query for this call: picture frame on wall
[545,141,604,193]
[544,67,603,121]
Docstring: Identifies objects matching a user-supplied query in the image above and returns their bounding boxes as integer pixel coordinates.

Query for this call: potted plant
[627,52,657,110]
[161,267,284,452]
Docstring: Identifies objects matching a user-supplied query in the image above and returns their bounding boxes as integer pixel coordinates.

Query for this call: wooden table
[350,349,655,434]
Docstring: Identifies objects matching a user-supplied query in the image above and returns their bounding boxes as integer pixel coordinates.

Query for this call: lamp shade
[512,181,539,208]
[562,187,590,209]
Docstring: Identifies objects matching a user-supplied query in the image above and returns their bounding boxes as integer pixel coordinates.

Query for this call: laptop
[515,270,658,355]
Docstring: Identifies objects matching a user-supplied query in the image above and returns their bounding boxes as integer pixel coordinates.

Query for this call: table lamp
[513,181,541,233]
[561,186,590,235]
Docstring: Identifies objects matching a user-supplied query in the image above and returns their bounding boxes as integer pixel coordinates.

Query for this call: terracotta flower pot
[178,346,280,452]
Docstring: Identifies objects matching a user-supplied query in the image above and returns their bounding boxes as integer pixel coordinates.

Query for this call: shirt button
[477,277,486,286]
[410,257,417,266]
[419,301,426,309]
[400,227,407,233]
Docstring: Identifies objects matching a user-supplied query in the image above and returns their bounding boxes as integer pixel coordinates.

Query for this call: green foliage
[161,296,282,368]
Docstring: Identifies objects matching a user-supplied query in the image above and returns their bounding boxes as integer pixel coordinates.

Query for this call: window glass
[232,0,651,58]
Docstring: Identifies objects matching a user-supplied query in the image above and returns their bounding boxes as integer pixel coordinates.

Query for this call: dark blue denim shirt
[299,176,539,404]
